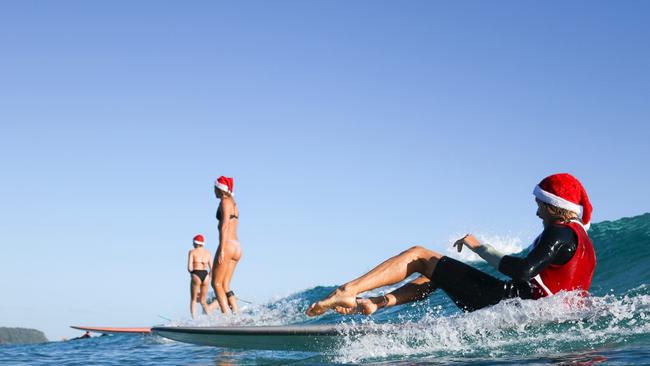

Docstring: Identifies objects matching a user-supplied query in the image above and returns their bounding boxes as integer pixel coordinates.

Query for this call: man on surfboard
[307,173,596,316]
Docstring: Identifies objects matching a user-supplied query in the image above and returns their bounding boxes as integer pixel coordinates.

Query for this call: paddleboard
[70,326,152,335]
[152,324,369,351]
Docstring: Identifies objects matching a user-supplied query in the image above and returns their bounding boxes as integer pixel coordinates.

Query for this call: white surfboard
[152,324,369,351]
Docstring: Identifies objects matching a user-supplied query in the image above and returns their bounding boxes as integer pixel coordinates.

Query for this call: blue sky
[1,1,649,340]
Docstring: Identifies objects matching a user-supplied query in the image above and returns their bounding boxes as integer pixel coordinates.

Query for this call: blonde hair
[538,200,580,223]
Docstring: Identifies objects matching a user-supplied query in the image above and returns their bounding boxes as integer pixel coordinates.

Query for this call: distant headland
[0,327,48,344]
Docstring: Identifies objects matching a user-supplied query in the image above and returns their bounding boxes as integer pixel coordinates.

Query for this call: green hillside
[0,327,48,344]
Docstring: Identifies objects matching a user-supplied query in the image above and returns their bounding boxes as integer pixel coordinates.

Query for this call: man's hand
[453,234,481,252]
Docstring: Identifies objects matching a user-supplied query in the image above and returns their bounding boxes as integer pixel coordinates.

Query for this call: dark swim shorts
[430,256,536,311]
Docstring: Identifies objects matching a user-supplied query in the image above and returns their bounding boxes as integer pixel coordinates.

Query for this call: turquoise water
[2,213,650,365]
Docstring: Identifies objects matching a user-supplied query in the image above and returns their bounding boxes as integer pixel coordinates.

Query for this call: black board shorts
[430,256,536,312]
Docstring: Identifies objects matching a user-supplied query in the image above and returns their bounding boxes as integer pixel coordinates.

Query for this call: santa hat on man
[193,234,205,246]
[533,173,592,230]
[215,176,234,195]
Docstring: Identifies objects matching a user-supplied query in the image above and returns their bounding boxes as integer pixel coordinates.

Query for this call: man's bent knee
[401,245,423,255]
[407,246,441,275]
[405,245,433,258]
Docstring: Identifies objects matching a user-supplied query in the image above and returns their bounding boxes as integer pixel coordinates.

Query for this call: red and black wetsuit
[430,221,596,311]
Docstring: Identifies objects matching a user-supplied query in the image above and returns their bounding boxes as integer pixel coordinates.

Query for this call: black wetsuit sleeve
[498,224,578,281]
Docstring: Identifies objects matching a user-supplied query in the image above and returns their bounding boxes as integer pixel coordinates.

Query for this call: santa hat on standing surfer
[533,173,592,230]
[215,176,234,196]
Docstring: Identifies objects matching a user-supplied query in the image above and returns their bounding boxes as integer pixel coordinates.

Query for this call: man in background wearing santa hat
[306,173,596,316]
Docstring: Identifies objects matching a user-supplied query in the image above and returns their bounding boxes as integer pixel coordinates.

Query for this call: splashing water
[3,213,649,365]
[156,213,650,364]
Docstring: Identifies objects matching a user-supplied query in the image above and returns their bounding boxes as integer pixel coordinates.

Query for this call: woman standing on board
[187,234,213,318]
[210,176,243,314]
[306,173,596,316]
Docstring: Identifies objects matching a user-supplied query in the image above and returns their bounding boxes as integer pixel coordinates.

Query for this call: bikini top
[216,206,239,221]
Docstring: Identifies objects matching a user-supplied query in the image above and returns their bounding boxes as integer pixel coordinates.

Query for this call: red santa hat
[215,176,234,195]
[533,173,592,229]
[193,234,205,245]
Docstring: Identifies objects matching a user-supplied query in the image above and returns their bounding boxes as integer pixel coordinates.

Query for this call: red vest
[531,221,596,299]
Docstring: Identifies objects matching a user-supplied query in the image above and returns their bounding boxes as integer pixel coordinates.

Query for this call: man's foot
[335,298,380,316]
[305,287,357,317]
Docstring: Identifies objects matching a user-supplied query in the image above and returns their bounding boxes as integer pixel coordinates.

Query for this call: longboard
[70,326,152,335]
[152,324,369,351]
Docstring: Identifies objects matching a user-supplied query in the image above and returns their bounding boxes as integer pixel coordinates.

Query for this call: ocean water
[2,213,650,365]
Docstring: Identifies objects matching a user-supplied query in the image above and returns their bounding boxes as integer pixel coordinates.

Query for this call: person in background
[188,234,212,318]
[210,176,243,314]
[70,331,91,341]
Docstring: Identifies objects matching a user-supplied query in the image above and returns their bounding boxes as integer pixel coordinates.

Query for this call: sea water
[2,213,650,365]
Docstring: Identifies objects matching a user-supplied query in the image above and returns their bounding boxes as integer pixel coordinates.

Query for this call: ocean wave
[335,288,650,363]
[167,213,650,363]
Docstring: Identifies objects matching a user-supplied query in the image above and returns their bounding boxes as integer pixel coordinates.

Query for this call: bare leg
[306,246,442,316]
[223,259,239,313]
[210,259,232,314]
[199,278,210,315]
[210,268,230,314]
[386,275,437,305]
[190,275,201,319]
[336,275,437,315]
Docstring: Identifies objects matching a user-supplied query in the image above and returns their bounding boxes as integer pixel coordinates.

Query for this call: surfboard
[70,326,152,335]
[152,324,369,351]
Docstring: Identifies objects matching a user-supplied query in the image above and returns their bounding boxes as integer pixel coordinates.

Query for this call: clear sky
[1,1,649,340]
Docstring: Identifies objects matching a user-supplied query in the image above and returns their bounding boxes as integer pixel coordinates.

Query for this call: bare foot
[206,299,219,315]
[335,298,380,316]
[357,298,380,315]
[305,287,357,317]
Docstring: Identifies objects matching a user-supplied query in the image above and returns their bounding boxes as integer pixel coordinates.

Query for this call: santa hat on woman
[193,234,205,246]
[533,173,592,230]
[215,176,234,195]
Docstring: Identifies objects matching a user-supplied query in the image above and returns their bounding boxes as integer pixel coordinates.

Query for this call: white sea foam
[334,289,650,363]
[167,290,312,328]
[157,286,650,363]
[157,218,649,363]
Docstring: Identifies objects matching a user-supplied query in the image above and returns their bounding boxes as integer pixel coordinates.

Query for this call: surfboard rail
[70,326,152,335]
[152,324,365,351]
